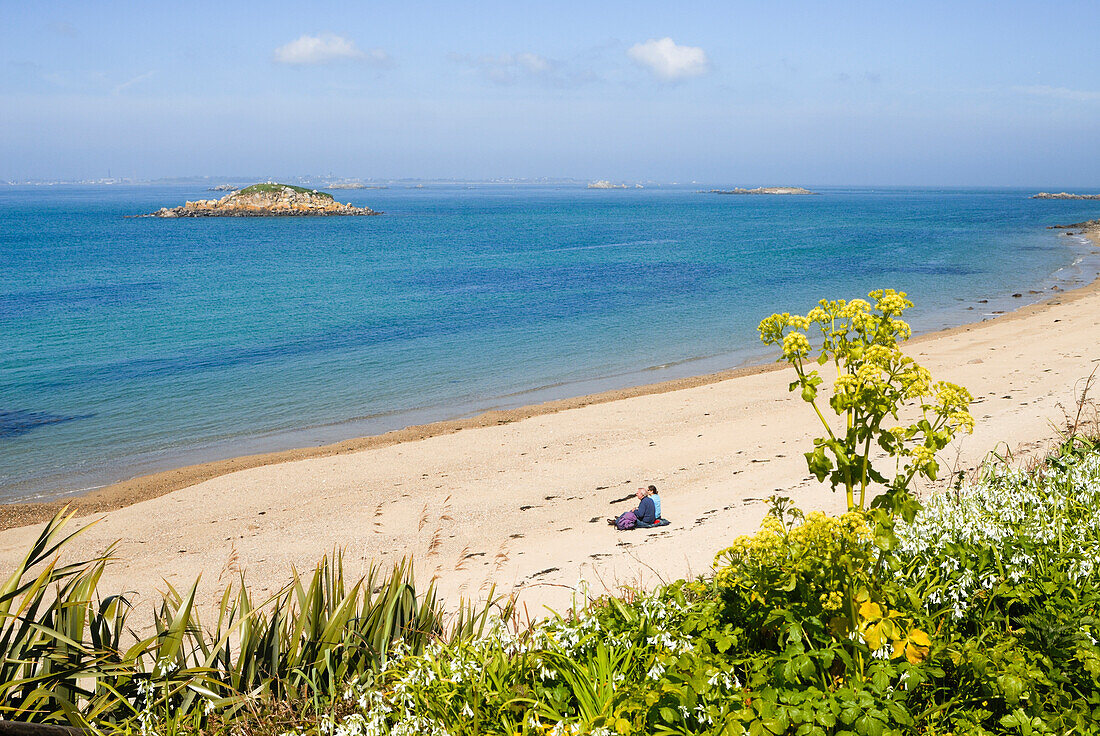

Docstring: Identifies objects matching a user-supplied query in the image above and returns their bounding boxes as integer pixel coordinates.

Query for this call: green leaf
[998,674,1026,705]
[763,716,789,734]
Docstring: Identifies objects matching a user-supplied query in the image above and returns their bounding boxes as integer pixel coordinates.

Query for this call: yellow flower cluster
[949,410,975,433]
[834,373,859,395]
[844,298,872,317]
[758,289,976,504]
[934,381,972,412]
[854,362,885,388]
[900,362,932,399]
[864,344,894,365]
[889,318,913,341]
[758,293,916,356]
[782,331,812,358]
[787,314,811,330]
[870,289,913,317]
[909,445,936,471]
[849,310,875,332]
[757,312,790,343]
[714,510,874,616]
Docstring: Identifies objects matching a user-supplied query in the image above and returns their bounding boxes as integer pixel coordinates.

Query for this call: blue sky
[2,1,1099,185]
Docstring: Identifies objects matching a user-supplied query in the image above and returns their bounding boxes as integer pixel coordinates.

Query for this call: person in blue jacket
[633,485,665,528]
[646,484,661,519]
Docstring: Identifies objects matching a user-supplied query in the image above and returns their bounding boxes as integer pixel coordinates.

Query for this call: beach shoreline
[0,223,1096,617]
[2,223,1097,532]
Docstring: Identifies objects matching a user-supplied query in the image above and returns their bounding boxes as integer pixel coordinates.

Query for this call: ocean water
[2,185,1098,502]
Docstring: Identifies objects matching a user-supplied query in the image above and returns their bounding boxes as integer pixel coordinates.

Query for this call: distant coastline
[706,186,817,195]
[327,183,389,190]
[587,180,627,189]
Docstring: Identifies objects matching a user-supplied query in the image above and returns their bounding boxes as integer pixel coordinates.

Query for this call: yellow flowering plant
[713,499,875,624]
[759,289,974,518]
[713,496,936,678]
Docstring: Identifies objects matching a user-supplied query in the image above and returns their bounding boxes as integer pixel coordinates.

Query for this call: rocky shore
[148,183,381,217]
[707,187,817,195]
[1031,192,1100,200]
[1049,219,1100,241]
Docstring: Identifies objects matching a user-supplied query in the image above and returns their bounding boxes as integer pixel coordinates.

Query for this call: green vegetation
[2,291,1099,734]
[235,183,334,199]
[0,517,500,729]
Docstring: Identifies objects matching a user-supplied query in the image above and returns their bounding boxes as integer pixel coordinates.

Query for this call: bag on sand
[615,511,638,530]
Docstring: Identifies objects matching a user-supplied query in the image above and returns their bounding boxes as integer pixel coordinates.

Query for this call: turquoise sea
[2,185,1099,502]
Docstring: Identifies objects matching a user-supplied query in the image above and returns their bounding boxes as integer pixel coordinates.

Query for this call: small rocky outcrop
[148,183,381,217]
[1031,192,1100,200]
[587,180,627,189]
[1049,219,1100,248]
[707,187,817,195]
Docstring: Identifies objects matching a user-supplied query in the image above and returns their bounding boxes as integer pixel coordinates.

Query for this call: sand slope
[1,277,1098,617]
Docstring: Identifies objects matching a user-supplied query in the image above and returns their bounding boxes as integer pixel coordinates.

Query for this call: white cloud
[627,37,710,81]
[449,51,565,85]
[514,53,551,74]
[1016,85,1100,103]
[113,70,156,95]
[274,34,390,66]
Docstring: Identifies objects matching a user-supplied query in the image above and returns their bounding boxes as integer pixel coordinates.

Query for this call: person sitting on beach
[646,484,661,519]
[609,485,669,529]
[633,485,662,528]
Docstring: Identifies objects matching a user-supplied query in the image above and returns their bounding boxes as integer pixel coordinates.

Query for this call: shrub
[713,499,875,633]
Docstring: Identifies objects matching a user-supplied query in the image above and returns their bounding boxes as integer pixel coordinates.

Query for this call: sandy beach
[1,227,1098,618]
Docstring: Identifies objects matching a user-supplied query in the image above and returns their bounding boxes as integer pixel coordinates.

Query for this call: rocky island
[148,183,381,217]
[587,180,627,189]
[1031,192,1100,200]
[707,187,817,195]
